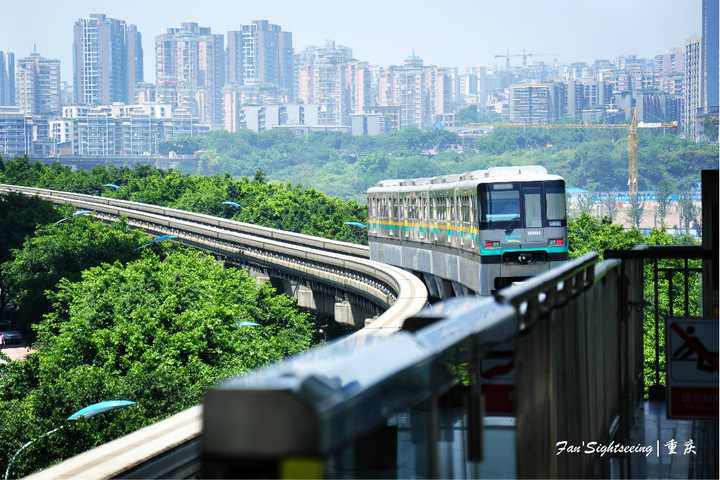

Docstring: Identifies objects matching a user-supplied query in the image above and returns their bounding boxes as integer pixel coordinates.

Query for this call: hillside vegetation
[160,128,716,201]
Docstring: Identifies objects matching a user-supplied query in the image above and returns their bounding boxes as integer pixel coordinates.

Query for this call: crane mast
[627,108,639,197]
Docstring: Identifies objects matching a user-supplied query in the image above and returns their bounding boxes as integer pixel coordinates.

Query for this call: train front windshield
[479,180,566,229]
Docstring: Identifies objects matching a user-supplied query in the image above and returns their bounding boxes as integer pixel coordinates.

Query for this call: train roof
[367,166,564,194]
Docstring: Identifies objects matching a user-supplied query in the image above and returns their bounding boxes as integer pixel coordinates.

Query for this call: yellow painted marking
[281,457,324,479]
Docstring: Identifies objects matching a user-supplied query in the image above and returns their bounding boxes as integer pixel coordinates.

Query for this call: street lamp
[222,201,241,209]
[135,234,179,251]
[4,400,136,480]
[235,321,260,328]
[344,221,367,229]
[53,209,92,225]
[102,183,120,190]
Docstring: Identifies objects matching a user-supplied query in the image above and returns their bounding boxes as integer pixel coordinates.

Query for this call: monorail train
[367,165,568,297]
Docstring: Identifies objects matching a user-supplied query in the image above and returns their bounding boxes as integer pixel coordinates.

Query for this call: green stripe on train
[479,246,569,255]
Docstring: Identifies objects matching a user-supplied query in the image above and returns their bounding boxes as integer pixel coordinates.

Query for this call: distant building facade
[155,22,225,127]
[15,49,61,115]
[0,51,16,106]
[224,102,319,133]
[0,106,49,157]
[636,90,681,123]
[509,82,564,124]
[296,42,354,126]
[684,37,703,140]
[226,20,294,97]
[702,0,718,115]
[50,103,208,156]
[351,113,391,136]
[73,14,143,105]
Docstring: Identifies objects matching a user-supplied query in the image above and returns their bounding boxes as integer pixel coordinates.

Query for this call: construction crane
[466,111,678,196]
[494,50,554,69]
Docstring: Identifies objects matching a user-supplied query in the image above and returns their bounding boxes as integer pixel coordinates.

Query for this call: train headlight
[550,238,565,247]
[484,240,501,249]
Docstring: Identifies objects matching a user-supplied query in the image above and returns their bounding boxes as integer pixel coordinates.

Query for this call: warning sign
[665,318,719,419]
[480,347,514,416]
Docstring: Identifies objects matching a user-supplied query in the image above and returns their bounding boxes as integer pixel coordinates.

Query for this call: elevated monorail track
[0,183,428,480]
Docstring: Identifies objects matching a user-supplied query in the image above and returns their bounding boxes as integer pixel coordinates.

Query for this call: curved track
[0,183,428,480]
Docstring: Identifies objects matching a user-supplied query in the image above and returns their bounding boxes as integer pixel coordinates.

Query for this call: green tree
[655,179,673,227]
[0,249,312,477]
[678,192,698,234]
[1,216,148,332]
[567,213,644,259]
[0,195,61,315]
[603,193,619,223]
[626,195,645,229]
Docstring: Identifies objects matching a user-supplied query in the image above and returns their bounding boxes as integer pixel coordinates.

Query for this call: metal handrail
[201,253,630,478]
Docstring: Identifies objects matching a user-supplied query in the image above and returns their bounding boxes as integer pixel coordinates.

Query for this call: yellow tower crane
[627,108,639,196]
[466,111,677,196]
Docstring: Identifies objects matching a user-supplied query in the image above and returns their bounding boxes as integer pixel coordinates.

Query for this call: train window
[524,187,543,228]
[545,181,567,225]
[485,189,520,221]
[461,195,470,223]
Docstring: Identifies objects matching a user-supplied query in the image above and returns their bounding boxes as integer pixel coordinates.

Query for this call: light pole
[344,221,367,229]
[53,210,92,225]
[4,400,136,480]
[235,321,260,328]
[135,234,179,251]
[222,201,241,218]
[102,183,120,190]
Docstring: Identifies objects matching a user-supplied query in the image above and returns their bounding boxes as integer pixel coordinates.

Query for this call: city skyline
[0,0,701,83]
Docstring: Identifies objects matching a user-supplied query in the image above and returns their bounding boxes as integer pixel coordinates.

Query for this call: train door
[431,192,439,244]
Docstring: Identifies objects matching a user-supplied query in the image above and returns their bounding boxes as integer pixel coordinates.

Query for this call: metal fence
[606,245,711,400]
[200,252,643,478]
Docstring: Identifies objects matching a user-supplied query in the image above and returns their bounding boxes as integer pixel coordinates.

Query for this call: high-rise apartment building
[702,0,718,114]
[226,21,294,97]
[563,79,613,122]
[375,55,434,129]
[509,82,564,124]
[0,51,16,106]
[636,90,681,123]
[295,43,355,126]
[395,55,430,129]
[425,66,450,121]
[345,61,371,115]
[155,22,224,126]
[684,37,703,140]
[654,48,685,103]
[16,48,61,115]
[73,14,143,105]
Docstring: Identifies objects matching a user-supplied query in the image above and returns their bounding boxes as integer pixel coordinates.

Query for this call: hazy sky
[0,0,701,83]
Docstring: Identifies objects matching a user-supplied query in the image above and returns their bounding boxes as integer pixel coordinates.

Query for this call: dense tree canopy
[0,195,63,316]
[2,215,148,331]
[0,158,368,245]
[153,128,715,201]
[0,249,312,477]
